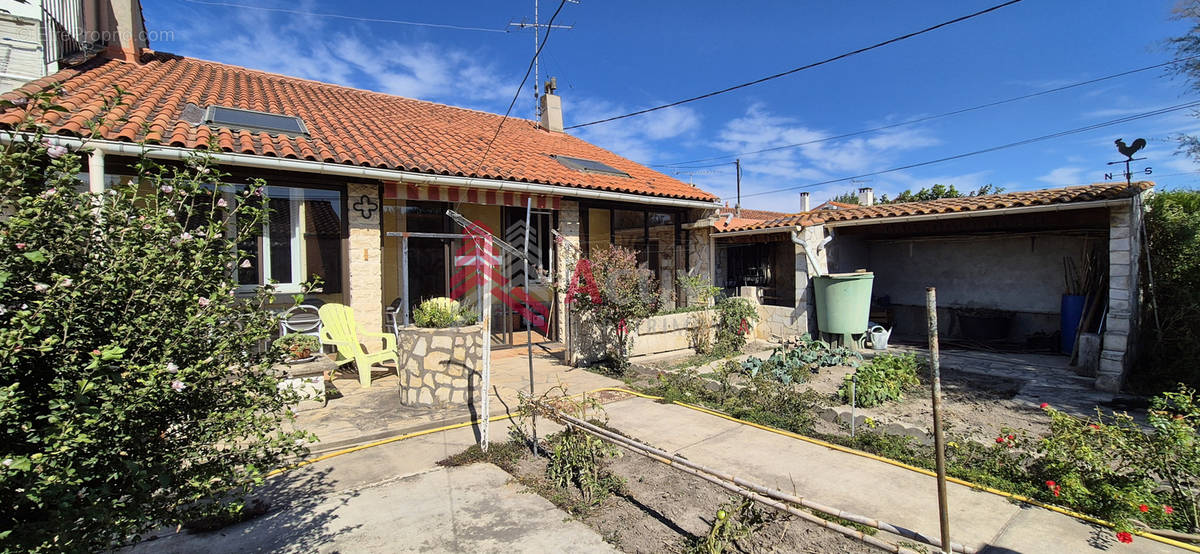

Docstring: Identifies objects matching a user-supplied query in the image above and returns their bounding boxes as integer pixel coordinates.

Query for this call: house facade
[0,41,719,351]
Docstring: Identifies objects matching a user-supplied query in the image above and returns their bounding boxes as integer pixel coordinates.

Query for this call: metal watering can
[868,325,892,350]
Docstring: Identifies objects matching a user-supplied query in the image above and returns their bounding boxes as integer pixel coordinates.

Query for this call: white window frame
[235,188,307,295]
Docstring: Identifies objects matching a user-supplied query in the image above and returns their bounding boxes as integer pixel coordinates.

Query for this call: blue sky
[144,0,1200,212]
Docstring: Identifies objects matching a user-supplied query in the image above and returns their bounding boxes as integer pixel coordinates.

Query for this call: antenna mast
[507,1,575,121]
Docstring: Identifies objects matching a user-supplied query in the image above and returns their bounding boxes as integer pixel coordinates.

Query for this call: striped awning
[383,182,561,210]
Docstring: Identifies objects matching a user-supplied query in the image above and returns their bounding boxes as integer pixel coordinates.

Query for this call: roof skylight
[205,106,307,136]
[551,155,630,178]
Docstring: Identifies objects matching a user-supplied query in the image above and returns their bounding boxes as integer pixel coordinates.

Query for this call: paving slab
[131,463,616,553]
[602,396,1181,553]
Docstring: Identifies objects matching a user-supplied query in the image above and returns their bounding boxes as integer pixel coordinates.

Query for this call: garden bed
[440,440,877,553]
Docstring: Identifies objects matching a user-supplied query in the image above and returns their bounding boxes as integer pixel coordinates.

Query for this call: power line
[179,0,507,33]
[476,0,569,172]
[733,99,1200,201]
[653,54,1200,168]
[565,0,1025,130]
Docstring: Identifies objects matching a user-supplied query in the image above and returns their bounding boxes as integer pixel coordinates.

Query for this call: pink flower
[240,259,252,268]
[179,232,193,241]
[1116,531,1133,544]
[170,380,185,392]
[165,362,178,373]
[90,349,100,356]
[33,283,48,293]
[216,197,228,208]
[197,297,210,307]
[12,97,27,107]
[14,243,25,250]
[47,145,67,158]
[1165,505,1175,514]
[160,185,173,193]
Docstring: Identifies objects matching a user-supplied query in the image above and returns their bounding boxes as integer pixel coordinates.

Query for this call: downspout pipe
[5,133,722,210]
[791,228,826,277]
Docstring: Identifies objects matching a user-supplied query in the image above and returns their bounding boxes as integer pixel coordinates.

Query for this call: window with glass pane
[236,185,343,293]
[612,209,646,265]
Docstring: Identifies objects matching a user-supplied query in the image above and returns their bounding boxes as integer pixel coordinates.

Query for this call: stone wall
[1096,197,1144,392]
[557,201,582,363]
[346,183,384,349]
[396,324,484,407]
[573,310,717,363]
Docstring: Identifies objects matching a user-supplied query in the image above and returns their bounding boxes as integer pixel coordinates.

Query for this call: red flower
[1089,424,1100,430]
[1139,504,1149,513]
[90,349,100,356]
[1165,505,1175,514]
[1045,480,1056,487]
[1007,434,1015,441]
[1040,402,1049,409]
[1116,531,1133,544]
[1045,481,1060,497]
[996,436,1005,443]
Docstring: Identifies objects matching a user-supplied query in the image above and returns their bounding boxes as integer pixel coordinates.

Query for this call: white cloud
[569,98,701,163]
[1037,166,1085,185]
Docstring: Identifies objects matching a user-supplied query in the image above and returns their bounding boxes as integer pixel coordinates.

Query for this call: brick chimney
[800,191,810,212]
[96,0,148,63]
[857,187,874,206]
[539,77,563,133]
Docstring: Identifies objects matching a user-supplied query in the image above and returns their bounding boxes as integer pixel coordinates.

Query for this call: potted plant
[274,333,320,362]
[412,296,479,328]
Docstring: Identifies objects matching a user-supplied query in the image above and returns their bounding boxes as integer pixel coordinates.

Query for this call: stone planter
[274,356,335,412]
[573,309,717,364]
[396,323,484,407]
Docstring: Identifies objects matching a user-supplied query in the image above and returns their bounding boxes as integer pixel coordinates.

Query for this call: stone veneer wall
[346,183,384,350]
[396,324,484,407]
[557,201,582,364]
[1096,197,1144,392]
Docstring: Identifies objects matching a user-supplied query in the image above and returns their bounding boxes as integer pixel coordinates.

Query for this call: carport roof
[717,181,1153,233]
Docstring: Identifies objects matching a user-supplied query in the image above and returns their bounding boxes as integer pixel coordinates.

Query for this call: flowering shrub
[0,93,314,551]
[713,297,758,354]
[567,246,661,371]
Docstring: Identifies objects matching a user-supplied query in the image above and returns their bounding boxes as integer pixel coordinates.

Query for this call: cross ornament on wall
[353,195,379,219]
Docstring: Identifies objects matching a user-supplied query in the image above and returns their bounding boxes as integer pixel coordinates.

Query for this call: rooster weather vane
[1107,138,1151,185]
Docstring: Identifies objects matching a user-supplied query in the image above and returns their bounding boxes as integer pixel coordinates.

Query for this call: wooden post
[927,287,951,553]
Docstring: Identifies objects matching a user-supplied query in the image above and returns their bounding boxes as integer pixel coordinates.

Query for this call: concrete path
[601,396,1180,554]
[130,425,612,553]
[293,348,622,454]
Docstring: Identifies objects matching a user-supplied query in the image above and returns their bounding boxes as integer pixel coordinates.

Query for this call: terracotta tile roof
[717,206,790,220]
[719,182,1153,233]
[0,52,717,203]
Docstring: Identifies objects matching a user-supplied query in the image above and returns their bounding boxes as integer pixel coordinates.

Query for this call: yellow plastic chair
[318,303,399,387]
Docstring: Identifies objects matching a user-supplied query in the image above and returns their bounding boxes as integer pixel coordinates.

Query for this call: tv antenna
[508,0,576,120]
[1106,138,1151,185]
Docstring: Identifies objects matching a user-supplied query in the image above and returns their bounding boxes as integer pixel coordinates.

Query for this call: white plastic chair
[279,304,323,347]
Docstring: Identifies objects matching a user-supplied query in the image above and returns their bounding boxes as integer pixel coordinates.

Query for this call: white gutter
[822,198,1135,228]
[13,134,721,210]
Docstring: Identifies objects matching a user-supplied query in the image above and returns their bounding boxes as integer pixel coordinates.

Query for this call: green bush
[1137,189,1200,393]
[567,246,661,371]
[714,297,758,354]
[412,296,478,328]
[0,93,313,552]
[741,335,861,384]
[839,353,923,407]
[274,333,320,360]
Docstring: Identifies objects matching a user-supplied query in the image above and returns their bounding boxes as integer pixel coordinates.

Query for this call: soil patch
[446,441,879,552]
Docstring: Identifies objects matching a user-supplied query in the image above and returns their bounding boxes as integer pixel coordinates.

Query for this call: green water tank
[813,272,875,335]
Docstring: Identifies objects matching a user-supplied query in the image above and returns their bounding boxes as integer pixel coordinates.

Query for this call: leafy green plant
[714,296,758,354]
[0,91,313,552]
[740,335,861,385]
[838,353,922,407]
[274,333,320,360]
[518,386,624,507]
[412,296,478,328]
[678,272,721,355]
[689,497,771,554]
[1136,189,1200,393]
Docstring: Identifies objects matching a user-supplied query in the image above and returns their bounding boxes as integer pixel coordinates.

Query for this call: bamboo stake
[927,287,951,553]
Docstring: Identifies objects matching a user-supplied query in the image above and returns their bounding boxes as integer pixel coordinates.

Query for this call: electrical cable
[652,55,1200,168]
[731,99,1200,201]
[178,0,507,33]
[566,0,1025,130]
[475,0,568,172]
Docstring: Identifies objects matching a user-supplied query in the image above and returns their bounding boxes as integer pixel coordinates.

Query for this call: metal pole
[402,236,410,326]
[851,373,857,438]
[927,287,951,553]
[735,158,741,217]
[480,235,493,452]
[523,198,537,454]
